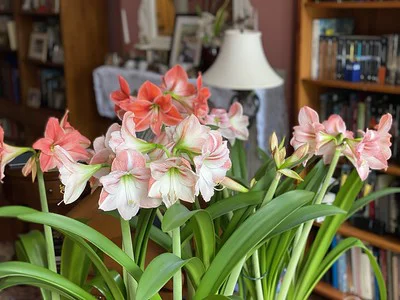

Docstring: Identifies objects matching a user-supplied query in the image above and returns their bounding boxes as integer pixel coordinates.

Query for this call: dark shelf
[26,59,64,69]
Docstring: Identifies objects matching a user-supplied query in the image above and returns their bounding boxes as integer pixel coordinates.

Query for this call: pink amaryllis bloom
[33,117,91,172]
[161,65,196,99]
[193,74,210,121]
[99,150,161,220]
[22,156,37,182]
[344,114,393,181]
[317,114,354,164]
[194,131,231,202]
[55,146,105,204]
[60,111,91,148]
[148,157,198,207]
[291,106,325,155]
[206,102,249,144]
[171,114,210,154]
[110,76,136,119]
[109,112,156,154]
[0,127,32,182]
[121,81,183,136]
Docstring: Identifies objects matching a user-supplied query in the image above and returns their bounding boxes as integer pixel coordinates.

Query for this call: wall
[109,0,296,108]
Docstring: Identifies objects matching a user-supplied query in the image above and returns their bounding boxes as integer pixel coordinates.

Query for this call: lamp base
[230,90,260,126]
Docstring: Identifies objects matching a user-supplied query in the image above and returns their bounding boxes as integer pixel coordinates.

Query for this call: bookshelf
[0,0,109,145]
[295,0,400,298]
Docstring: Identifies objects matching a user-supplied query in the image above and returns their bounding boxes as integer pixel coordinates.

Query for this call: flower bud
[281,143,310,169]
[269,132,279,153]
[221,177,249,193]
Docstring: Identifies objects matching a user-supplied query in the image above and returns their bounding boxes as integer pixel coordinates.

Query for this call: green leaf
[190,210,215,268]
[85,270,125,300]
[0,261,96,300]
[17,230,51,300]
[130,218,172,251]
[137,253,193,300]
[194,190,315,299]
[278,168,304,181]
[205,191,264,219]
[204,296,243,300]
[134,208,156,269]
[301,238,386,300]
[0,205,38,217]
[183,257,205,289]
[297,160,327,192]
[13,211,143,282]
[61,236,91,288]
[162,202,198,232]
[269,205,346,237]
[347,187,400,219]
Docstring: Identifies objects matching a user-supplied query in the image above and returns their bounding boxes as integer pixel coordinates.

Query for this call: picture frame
[28,32,48,62]
[169,14,203,68]
[26,87,41,109]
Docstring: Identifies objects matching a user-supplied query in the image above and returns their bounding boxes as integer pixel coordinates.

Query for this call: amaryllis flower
[344,114,393,181]
[317,115,354,164]
[109,112,156,154]
[55,146,104,204]
[291,106,325,155]
[99,150,161,220]
[148,157,198,207]
[22,156,37,182]
[206,102,249,144]
[148,131,175,161]
[60,111,91,148]
[33,117,91,172]
[161,65,196,99]
[171,115,210,154]
[121,81,183,136]
[194,131,231,201]
[193,74,210,121]
[110,76,136,119]
[0,127,32,182]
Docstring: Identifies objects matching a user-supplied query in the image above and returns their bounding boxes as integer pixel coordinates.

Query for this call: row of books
[311,18,400,85]
[319,91,400,163]
[0,16,16,50]
[22,0,60,14]
[0,58,20,104]
[0,117,23,143]
[322,235,398,299]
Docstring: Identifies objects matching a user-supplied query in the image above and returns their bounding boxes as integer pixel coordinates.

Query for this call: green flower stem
[172,227,182,300]
[120,218,137,299]
[277,149,341,300]
[223,256,246,296]
[261,173,282,207]
[251,250,264,299]
[37,165,60,300]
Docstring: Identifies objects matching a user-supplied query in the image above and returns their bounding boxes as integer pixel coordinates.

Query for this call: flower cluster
[291,106,392,180]
[0,65,249,221]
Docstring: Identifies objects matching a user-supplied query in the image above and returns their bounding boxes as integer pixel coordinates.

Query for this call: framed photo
[169,14,203,68]
[28,32,48,62]
[27,88,41,109]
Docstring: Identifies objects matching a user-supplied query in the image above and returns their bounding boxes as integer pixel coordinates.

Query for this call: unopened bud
[221,177,249,193]
[269,132,279,153]
[281,144,309,169]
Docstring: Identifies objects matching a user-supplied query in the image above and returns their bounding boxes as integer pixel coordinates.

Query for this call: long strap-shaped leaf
[0,261,96,300]
[194,190,315,299]
[134,208,156,269]
[300,237,387,300]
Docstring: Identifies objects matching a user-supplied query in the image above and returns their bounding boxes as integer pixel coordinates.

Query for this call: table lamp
[203,29,283,122]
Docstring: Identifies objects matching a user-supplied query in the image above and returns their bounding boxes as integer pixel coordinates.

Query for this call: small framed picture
[28,32,48,62]
[27,88,41,109]
[169,14,203,68]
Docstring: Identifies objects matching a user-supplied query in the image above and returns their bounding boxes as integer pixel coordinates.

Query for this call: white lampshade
[203,29,283,90]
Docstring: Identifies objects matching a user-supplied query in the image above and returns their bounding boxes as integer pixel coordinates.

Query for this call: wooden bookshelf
[0,0,109,145]
[295,1,400,299]
[305,1,400,9]
[303,78,400,95]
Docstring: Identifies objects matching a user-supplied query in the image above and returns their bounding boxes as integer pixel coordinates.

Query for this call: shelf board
[20,11,59,17]
[303,78,400,95]
[314,221,400,253]
[0,10,14,15]
[305,1,400,9]
[26,59,64,69]
[386,164,400,176]
[314,282,348,300]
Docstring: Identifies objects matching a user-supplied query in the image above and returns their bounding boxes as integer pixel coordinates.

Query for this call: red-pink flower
[122,81,183,136]
[0,127,31,182]
[60,111,91,148]
[99,150,161,220]
[110,76,136,119]
[161,65,196,99]
[344,114,393,181]
[291,106,325,155]
[317,114,354,164]
[33,117,90,172]
[192,74,210,121]
[194,131,231,201]
[148,157,198,207]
